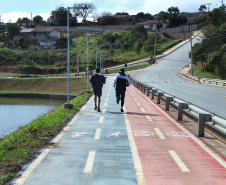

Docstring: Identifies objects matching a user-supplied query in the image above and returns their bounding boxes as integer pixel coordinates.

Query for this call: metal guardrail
[180,73,226,86]
[129,76,226,138]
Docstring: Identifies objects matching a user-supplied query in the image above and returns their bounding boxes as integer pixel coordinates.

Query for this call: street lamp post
[76,29,79,76]
[64,7,74,109]
[96,45,98,68]
[86,34,91,93]
[190,25,193,76]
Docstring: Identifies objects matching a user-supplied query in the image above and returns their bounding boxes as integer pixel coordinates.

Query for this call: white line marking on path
[124,107,147,185]
[104,102,108,106]
[134,98,137,101]
[135,86,226,168]
[106,98,109,102]
[137,102,141,106]
[146,115,153,122]
[169,151,190,172]
[84,151,96,173]
[140,108,145,113]
[94,129,101,140]
[102,109,106,114]
[99,116,104,123]
[154,128,166,139]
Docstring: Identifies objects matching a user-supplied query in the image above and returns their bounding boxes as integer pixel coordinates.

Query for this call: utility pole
[154,24,157,63]
[206,3,212,12]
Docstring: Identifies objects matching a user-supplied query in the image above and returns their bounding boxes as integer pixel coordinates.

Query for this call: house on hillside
[21,28,61,46]
[137,20,165,31]
[17,19,32,27]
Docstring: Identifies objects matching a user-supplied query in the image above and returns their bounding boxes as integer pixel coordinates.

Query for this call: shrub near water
[0,92,91,184]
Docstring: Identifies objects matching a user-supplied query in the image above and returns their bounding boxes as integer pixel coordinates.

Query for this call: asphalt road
[130,37,226,119]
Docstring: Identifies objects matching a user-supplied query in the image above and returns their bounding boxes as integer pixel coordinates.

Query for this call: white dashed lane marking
[140,108,145,113]
[169,151,190,172]
[99,116,104,123]
[145,115,153,122]
[154,128,166,139]
[84,151,96,173]
[94,128,101,140]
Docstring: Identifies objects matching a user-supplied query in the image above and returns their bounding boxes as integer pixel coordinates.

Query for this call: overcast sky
[0,0,222,23]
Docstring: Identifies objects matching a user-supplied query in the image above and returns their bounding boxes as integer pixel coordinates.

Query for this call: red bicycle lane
[124,85,226,185]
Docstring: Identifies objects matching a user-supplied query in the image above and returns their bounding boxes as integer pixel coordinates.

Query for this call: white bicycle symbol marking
[133,130,189,137]
[133,130,156,136]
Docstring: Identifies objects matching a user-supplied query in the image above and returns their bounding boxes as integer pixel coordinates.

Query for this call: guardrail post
[143,85,146,93]
[198,114,212,137]
[147,86,151,96]
[178,103,188,121]
[140,83,143,91]
[157,92,163,104]
[152,89,157,99]
[165,96,173,111]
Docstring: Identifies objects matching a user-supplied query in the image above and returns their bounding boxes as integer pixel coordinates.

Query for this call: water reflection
[0,97,65,138]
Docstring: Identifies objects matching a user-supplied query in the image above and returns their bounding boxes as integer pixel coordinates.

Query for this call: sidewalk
[14,76,226,185]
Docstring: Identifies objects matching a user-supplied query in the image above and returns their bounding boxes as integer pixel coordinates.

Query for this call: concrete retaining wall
[0,93,76,100]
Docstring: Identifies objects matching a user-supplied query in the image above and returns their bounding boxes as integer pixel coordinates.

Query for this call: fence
[128,76,226,138]
[160,24,198,34]
[40,41,57,46]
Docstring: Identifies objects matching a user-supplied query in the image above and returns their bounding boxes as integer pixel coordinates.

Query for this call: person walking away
[113,68,131,112]
[90,67,106,112]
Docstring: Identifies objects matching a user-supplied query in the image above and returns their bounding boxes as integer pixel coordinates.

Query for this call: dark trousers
[116,90,125,107]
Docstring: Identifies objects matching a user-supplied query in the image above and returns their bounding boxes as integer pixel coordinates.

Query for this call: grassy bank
[194,69,220,79]
[0,33,181,74]
[108,63,150,74]
[0,77,88,95]
[0,91,92,184]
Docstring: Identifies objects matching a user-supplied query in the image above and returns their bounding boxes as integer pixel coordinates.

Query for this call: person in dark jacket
[90,67,106,112]
[113,68,131,112]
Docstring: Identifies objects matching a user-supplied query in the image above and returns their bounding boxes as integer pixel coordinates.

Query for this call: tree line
[191,5,226,79]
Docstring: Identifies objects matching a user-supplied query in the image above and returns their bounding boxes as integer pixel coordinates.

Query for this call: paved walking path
[14,76,226,185]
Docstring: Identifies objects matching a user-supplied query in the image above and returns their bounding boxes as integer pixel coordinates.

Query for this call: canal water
[0,97,65,138]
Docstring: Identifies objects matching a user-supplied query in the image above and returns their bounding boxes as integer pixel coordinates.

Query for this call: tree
[6,23,20,39]
[158,11,168,22]
[208,44,226,79]
[136,12,145,19]
[208,7,226,27]
[33,15,43,25]
[191,43,208,66]
[73,2,96,25]
[144,13,155,20]
[131,25,147,42]
[167,6,187,26]
[98,12,116,25]
[30,37,39,48]
[115,12,129,16]
[49,6,77,26]
[17,37,29,48]
[198,4,207,12]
